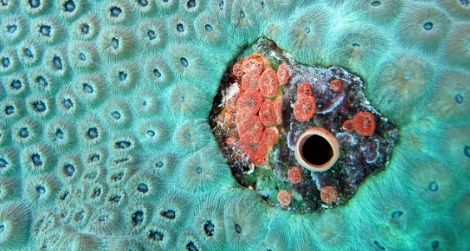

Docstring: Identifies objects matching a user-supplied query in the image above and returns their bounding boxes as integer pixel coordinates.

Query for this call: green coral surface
[0,0,469,250]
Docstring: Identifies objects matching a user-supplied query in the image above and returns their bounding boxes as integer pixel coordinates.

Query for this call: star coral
[0,0,468,250]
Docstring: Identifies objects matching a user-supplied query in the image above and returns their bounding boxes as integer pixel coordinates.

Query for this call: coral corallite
[0,0,468,250]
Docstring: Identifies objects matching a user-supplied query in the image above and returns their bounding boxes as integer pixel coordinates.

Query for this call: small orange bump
[297,82,313,97]
[277,63,291,85]
[262,127,279,147]
[242,54,265,77]
[259,100,277,127]
[277,190,292,207]
[352,111,376,137]
[330,79,343,92]
[232,61,244,78]
[293,95,316,122]
[287,166,303,184]
[259,67,279,98]
[342,119,354,132]
[240,72,260,92]
[239,136,268,166]
[320,186,339,205]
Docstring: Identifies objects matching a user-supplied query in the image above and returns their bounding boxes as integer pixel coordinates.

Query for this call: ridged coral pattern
[0,0,469,250]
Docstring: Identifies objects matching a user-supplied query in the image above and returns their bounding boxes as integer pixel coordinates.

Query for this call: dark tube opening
[301,134,333,165]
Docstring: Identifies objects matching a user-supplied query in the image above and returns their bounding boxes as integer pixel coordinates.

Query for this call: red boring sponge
[277,190,292,207]
[352,111,376,137]
[294,95,316,122]
[262,127,279,147]
[240,136,268,166]
[259,100,278,127]
[237,114,264,142]
[320,186,339,205]
[277,63,291,85]
[259,67,279,98]
[287,166,303,184]
[241,54,265,77]
[241,72,260,92]
[250,144,269,166]
[297,82,313,97]
[236,90,263,115]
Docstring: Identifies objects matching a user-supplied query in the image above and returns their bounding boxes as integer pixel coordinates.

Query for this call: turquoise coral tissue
[0,0,469,250]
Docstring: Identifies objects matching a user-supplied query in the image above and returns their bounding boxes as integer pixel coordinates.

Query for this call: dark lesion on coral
[209,66,252,185]
[209,38,398,213]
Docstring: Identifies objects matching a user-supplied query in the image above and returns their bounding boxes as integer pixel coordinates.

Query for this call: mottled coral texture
[0,0,469,250]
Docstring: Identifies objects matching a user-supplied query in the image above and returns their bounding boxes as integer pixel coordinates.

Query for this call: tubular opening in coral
[210,38,398,212]
[295,127,340,172]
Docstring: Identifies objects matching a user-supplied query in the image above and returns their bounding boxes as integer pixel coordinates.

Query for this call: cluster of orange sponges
[211,41,398,212]
[293,78,345,123]
[225,54,291,166]
[285,166,340,206]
